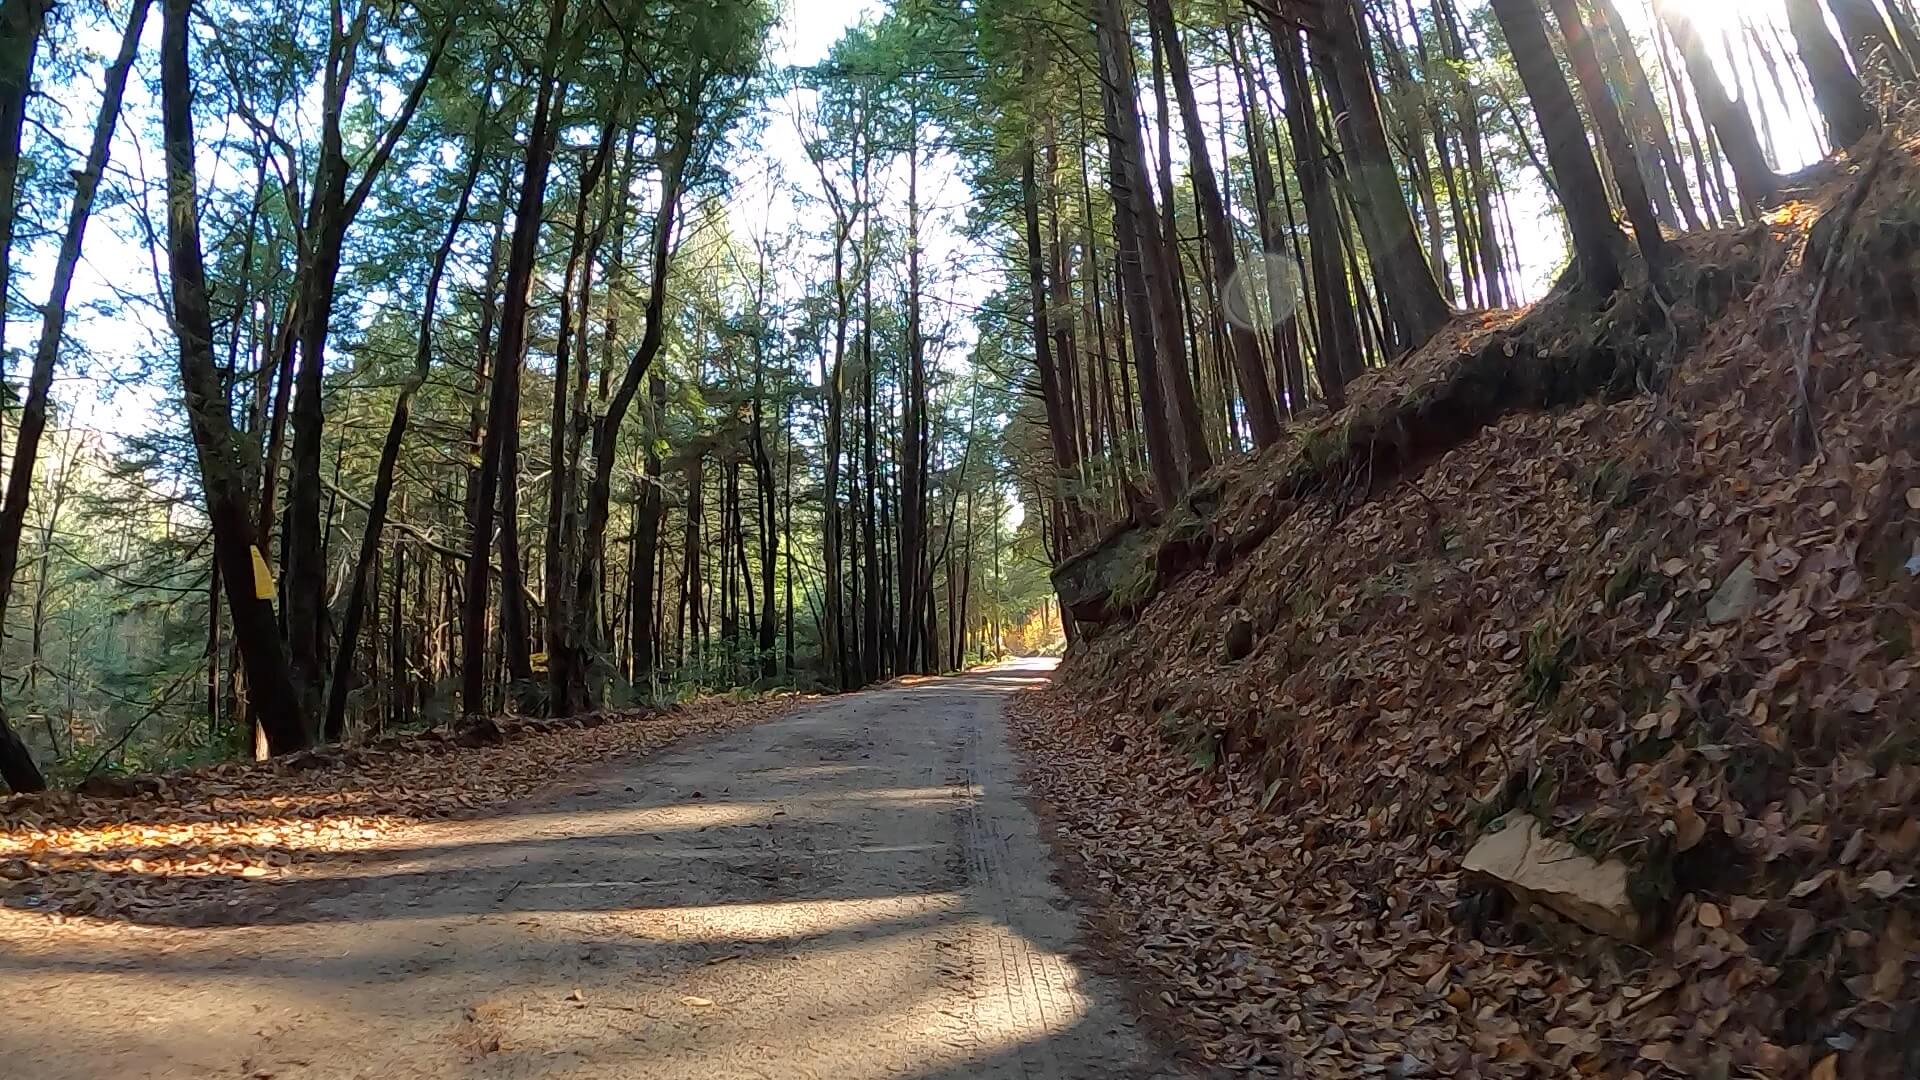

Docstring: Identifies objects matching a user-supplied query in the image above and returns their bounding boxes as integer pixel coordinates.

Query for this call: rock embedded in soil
[1220,608,1255,662]
[1461,814,1645,942]
[1706,556,1761,625]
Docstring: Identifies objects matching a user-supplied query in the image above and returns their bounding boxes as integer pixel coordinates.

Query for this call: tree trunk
[1545,0,1666,277]
[0,0,149,790]
[1587,0,1703,231]
[284,8,444,735]
[565,94,701,709]
[1492,0,1624,292]
[324,112,483,742]
[543,119,617,717]
[1656,2,1778,214]
[1786,0,1875,148]
[1827,0,1915,79]
[1146,0,1283,449]
[1269,16,1363,407]
[1092,0,1210,492]
[1315,0,1450,349]
[462,0,569,719]
[898,116,931,669]
[159,0,308,757]
[0,0,50,419]
[630,376,666,680]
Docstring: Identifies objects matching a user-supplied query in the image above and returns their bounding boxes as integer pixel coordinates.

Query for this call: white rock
[1706,557,1759,625]
[1463,814,1645,941]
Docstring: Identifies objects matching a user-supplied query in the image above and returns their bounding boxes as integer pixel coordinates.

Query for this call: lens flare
[1222,251,1305,334]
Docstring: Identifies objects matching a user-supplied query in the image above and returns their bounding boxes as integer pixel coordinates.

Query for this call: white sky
[773,0,883,66]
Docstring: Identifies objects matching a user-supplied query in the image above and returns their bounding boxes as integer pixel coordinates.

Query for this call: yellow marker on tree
[250,546,276,601]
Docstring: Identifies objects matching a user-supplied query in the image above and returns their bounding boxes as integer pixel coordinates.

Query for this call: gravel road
[0,660,1177,1079]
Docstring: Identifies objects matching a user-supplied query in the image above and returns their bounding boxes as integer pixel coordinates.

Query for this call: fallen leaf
[679,996,714,1008]
[1675,807,1707,852]
[1859,871,1911,899]
[1697,902,1723,928]
[1790,870,1836,899]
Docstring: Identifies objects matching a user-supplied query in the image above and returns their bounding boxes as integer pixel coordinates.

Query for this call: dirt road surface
[0,660,1177,1079]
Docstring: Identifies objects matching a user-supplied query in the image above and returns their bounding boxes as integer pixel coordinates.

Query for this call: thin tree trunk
[324,110,484,741]
[1315,0,1450,349]
[1657,2,1778,214]
[1270,16,1362,406]
[0,0,50,440]
[566,84,704,709]
[462,0,569,719]
[0,0,150,790]
[544,118,617,715]
[1492,0,1625,292]
[1092,0,1211,490]
[1546,0,1666,277]
[1588,0,1703,231]
[1147,0,1283,449]
[1827,0,1915,79]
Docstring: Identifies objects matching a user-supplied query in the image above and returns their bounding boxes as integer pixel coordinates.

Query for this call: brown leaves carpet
[0,696,804,925]
[1015,141,1920,1078]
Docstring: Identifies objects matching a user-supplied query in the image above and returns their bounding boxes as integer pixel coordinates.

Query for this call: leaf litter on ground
[1017,138,1920,1077]
[0,696,805,925]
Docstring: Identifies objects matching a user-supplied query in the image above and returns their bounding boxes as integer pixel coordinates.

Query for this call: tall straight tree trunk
[1146,0,1282,449]
[1786,0,1875,148]
[544,118,617,713]
[1651,19,1727,227]
[1588,0,1703,231]
[815,135,854,689]
[284,10,444,733]
[681,456,705,673]
[1883,0,1920,65]
[1315,0,1450,349]
[1092,0,1211,489]
[898,115,931,666]
[462,0,569,719]
[1022,140,1091,538]
[1232,22,1310,414]
[0,0,149,790]
[159,0,308,758]
[1546,0,1667,276]
[629,376,666,679]
[1492,0,1624,293]
[1656,2,1778,214]
[748,248,780,681]
[858,138,882,683]
[781,397,795,676]
[1270,15,1363,407]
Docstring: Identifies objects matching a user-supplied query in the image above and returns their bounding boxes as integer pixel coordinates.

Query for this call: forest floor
[0,661,1176,1080]
[1021,138,1920,1078]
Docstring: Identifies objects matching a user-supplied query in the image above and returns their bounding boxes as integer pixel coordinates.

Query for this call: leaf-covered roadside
[0,696,805,925]
[1022,142,1920,1077]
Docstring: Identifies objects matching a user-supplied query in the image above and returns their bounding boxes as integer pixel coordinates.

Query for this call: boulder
[1052,523,1157,624]
[1462,814,1645,942]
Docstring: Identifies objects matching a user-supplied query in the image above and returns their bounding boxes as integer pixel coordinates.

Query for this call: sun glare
[1666,0,1744,36]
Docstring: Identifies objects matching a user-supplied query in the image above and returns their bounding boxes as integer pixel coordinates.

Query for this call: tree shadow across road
[0,663,1189,1079]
